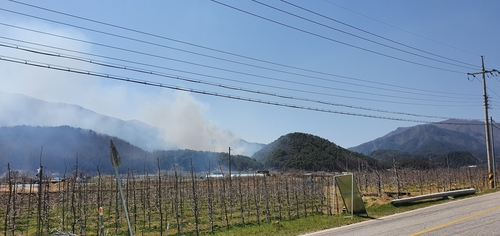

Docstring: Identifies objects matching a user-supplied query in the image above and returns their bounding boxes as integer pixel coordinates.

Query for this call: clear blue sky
[1,0,499,152]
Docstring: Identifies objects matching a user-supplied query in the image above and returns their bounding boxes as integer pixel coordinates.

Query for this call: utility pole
[491,117,496,187]
[468,56,499,189]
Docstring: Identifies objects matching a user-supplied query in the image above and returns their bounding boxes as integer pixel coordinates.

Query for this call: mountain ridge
[0,125,262,175]
[0,91,264,156]
[349,119,493,157]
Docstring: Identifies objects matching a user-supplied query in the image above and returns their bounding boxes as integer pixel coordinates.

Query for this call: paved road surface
[303,191,500,236]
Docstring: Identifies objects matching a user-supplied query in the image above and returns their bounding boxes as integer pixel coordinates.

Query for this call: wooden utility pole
[468,56,499,188]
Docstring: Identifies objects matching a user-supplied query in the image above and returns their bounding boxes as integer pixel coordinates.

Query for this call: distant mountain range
[2,91,496,174]
[0,125,149,175]
[0,125,262,175]
[0,91,166,151]
[349,119,494,159]
[0,91,264,156]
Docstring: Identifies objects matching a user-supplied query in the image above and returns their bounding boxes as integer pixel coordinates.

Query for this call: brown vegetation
[0,164,491,235]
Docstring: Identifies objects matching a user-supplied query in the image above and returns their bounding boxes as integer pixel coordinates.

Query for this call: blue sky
[1,0,499,152]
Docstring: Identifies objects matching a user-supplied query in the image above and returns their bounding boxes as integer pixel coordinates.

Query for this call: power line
[0,39,480,108]
[255,0,479,70]
[489,108,500,122]
[2,1,478,97]
[211,0,467,74]
[282,0,479,69]
[1,1,486,107]
[0,1,491,143]
[471,74,500,105]
[0,54,451,123]
[0,43,465,119]
[322,0,481,57]
[0,35,476,102]
[492,121,500,131]
[0,25,479,105]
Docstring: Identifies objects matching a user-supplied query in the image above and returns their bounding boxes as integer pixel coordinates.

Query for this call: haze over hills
[0,125,150,175]
[0,91,264,156]
[0,125,262,175]
[0,90,167,151]
[2,91,496,174]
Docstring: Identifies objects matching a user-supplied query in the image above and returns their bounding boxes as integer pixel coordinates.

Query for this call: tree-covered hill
[252,132,380,172]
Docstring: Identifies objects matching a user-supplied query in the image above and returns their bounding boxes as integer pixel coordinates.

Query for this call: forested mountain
[252,132,380,172]
[0,91,167,151]
[349,120,488,157]
[0,126,261,175]
[0,125,149,175]
[0,91,265,156]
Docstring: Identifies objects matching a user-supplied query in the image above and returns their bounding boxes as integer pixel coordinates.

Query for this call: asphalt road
[303,191,500,236]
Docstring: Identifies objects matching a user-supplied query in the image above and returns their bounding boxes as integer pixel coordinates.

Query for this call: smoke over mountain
[0,20,255,154]
[0,90,262,155]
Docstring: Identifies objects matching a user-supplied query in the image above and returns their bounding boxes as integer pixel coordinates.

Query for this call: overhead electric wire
[484,69,500,100]
[489,109,500,122]
[0,2,490,135]
[322,0,481,57]
[0,42,469,119]
[3,1,478,98]
[471,77,500,103]
[469,77,500,121]
[488,95,500,123]
[0,54,449,123]
[0,24,479,106]
[281,0,479,69]
[211,0,467,74]
[0,35,475,102]
[492,122,500,131]
[1,54,486,125]
[0,38,480,107]
[253,0,479,70]
[0,22,474,102]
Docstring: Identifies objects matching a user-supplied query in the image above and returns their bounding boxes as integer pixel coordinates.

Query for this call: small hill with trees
[252,132,380,172]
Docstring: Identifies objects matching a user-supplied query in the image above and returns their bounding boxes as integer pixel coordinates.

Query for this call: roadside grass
[215,187,500,236]
[214,214,364,236]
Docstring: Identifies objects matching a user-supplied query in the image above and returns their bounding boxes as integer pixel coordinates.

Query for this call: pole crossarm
[468,68,499,76]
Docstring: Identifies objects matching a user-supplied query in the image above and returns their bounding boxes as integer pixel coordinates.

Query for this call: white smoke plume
[0,19,241,153]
